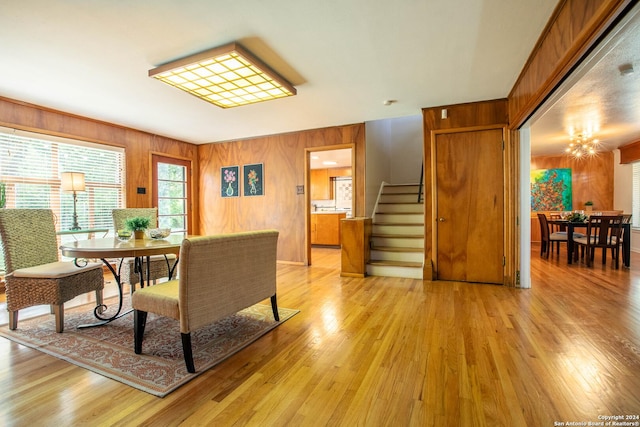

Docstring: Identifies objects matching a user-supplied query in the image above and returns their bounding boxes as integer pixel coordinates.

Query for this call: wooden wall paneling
[197,124,365,264]
[508,0,632,128]
[531,151,614,211]
[0,96,199,232]
[619,139,640,163]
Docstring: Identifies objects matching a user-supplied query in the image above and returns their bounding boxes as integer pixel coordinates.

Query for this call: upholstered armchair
[112,208,177,290]
[132,230,279,373]
[0,209,104,332]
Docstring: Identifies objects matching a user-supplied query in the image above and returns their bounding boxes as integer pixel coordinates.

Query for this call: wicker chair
[133,230,280,373]
[112,208,177,290]
[0,209,104,332]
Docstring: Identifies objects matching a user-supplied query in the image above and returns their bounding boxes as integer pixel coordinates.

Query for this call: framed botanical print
[221,166,239,198]
[243,163,263,196]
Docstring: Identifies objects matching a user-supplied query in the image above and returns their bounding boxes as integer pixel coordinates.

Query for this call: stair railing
[417,163,424,203]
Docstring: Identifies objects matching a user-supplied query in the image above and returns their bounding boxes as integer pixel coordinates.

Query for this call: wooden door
[435,128,504,284]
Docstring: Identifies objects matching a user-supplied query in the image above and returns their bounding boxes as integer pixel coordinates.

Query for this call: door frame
[151,154,193,234]
[430,124,511,284]
[305,144,355,265]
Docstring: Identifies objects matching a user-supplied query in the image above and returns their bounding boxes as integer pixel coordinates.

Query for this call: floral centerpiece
[565,212,587,223]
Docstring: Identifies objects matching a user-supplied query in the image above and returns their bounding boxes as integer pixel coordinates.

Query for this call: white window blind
[0,127,125,272]
[633,162,640,228]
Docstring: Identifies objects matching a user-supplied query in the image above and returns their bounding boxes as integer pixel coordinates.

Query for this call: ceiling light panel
[149,42,296,108]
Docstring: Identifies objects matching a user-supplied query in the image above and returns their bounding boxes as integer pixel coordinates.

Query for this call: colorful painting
[531,168,572,211]
[221,166,239,198]
[243,163,263,196]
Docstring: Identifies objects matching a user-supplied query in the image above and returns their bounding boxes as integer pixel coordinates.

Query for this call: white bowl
[147,228,171,239]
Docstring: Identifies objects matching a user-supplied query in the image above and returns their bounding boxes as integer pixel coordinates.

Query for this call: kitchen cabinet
[311,212,347,245]
[310,169,330,200]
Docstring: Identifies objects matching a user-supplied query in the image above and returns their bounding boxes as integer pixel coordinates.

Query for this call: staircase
[366,183,425,279]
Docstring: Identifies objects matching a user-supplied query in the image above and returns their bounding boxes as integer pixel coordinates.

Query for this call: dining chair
[0,209,104,332]
[573,215,624,268]
[112,208,177,291]
[537,213,567,258]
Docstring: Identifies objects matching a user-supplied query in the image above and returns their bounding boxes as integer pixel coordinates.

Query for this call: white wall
[365,115,423,216]
[388,116,424,184]
[613,149,638,252]
[365,120,391,216]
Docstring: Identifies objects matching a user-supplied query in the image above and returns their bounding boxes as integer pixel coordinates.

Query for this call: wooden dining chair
[537,213,567,259]
[573,215,624,268]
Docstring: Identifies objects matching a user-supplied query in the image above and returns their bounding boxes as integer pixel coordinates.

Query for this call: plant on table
[125,216,151,239]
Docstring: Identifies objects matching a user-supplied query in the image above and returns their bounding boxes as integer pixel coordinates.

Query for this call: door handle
[439,217,446,222]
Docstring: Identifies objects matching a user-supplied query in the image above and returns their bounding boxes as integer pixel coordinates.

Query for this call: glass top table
[59,234,186,327]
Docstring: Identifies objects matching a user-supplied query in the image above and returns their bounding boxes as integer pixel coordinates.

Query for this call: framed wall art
[243,163,263,196]
[530,168,572,211]
[221,166,239,198]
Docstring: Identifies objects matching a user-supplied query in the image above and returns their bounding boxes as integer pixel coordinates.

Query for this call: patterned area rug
[0,296,298,397]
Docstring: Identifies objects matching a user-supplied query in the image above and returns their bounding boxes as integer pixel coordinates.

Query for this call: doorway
[152,154,192,234]
[305,145,354,265]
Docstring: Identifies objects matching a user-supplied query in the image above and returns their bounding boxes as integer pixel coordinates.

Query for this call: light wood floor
[1,246,639,426]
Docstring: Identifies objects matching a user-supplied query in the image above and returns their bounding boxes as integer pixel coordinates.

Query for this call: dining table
[549,219,631,267]
[59,233,185,328]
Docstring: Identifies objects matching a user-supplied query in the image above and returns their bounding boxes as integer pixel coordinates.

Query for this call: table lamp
[61,171,85,230]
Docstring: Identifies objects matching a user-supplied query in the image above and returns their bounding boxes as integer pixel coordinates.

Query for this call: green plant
[566,212,587,223]
[584,201,593,206]
[0,182,5,208]
[124,216,151,231]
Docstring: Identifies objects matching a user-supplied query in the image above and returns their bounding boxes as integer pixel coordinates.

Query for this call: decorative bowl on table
[116,229,132,241]
[147,228,171,239]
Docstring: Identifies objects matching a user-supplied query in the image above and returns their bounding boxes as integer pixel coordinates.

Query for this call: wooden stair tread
[373,222,424,226]
[368,259,423,267]
[375,211,423,215]
[371,246,423,253]
[371,233,424,239]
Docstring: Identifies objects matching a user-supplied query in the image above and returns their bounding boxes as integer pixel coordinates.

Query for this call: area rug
[0,296,298,397]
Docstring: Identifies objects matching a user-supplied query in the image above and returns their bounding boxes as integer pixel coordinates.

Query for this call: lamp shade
[61,172,85,192]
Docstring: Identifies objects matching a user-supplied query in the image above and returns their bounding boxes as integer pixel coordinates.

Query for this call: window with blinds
[0,127,125,272]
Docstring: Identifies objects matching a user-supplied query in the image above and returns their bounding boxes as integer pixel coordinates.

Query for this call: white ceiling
[530,3,640,156]
[0,0,558,145]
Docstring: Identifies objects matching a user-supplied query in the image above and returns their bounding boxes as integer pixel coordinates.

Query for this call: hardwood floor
[1,246,639,426]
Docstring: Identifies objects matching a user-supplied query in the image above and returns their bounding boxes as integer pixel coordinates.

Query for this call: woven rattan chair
[133,230,280,373]
[112,208,177,290]
[0,209,104,332]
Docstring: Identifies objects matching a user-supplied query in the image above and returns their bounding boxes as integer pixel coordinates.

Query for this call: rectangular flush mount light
[149,42,296,108]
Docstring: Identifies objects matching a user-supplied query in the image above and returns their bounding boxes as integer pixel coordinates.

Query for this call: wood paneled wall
[531,151,614,212]
[197,124,365,264]
[619,139,640,163]
[0,97,200,233]
[508,0,632,127]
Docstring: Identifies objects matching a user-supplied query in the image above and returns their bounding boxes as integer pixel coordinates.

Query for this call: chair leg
[270,294,280,321]
[8,311,18,330]
[134,310,147,354]
[53,304,64,333]
[181,333,196,373]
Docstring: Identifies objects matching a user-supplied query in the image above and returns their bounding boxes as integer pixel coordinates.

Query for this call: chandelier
[565,133,600,158]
